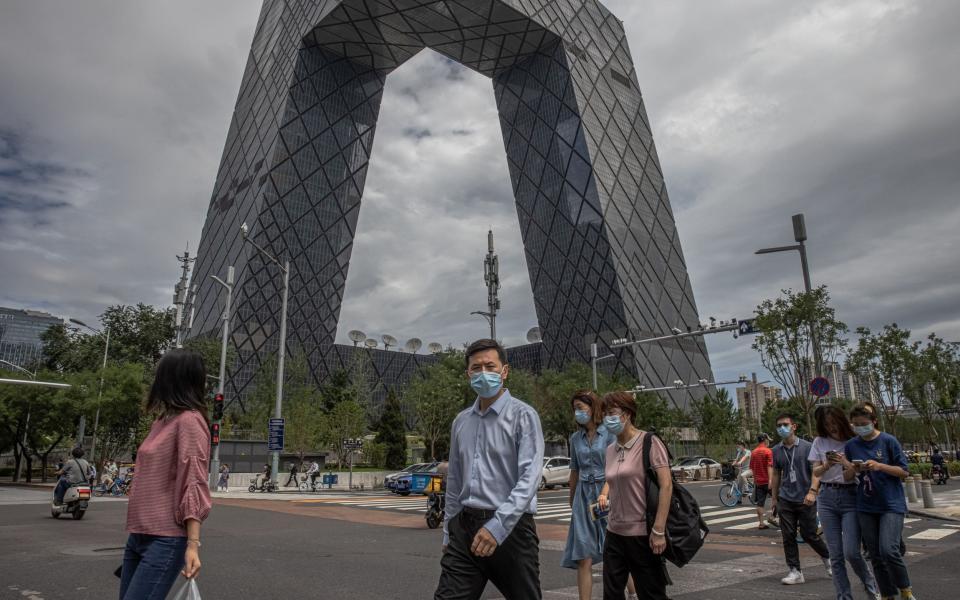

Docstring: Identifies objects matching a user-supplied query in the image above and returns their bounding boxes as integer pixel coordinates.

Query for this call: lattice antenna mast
[173,244,196,348]
[483,229,500,340]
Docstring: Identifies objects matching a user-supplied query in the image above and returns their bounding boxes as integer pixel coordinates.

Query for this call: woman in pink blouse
[119,349,212,599]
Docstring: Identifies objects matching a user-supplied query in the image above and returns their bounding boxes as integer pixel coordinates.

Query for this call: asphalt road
[1,482,958,599]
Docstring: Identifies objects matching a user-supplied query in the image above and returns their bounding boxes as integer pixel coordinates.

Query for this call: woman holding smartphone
[561,391,637,600]
[809,406,880,600]
[844,406,915,600]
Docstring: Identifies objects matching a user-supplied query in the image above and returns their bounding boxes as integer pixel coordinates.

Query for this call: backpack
[642,432,709,567]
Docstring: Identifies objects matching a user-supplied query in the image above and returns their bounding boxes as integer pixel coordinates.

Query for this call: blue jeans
[54,478,70,504]
[858,511,911,597]
[119,534,187,600]
[817,486,879,599]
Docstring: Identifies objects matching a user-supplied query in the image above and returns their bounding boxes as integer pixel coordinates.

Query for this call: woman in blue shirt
[844,406,915,600]
[561,390,636,600]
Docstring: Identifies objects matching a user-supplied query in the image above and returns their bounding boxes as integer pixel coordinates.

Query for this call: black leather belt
[821,482,856,489]
[461,506,497,520]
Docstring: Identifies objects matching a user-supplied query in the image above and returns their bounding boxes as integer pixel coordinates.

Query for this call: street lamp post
[755,213,822,377]
[70,319,110,464]
[241,223,290,486]
[208,266,235,488]
[0,359,35,481]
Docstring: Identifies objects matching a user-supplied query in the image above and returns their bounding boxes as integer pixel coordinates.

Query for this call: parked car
[671,457,720,478]
[539,456,572,490]
[384,463,430,491]
[390,462,438,496]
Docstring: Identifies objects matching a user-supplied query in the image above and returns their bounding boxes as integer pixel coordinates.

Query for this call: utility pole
[471,229,500,340]
[173,245,196,348]
[208,266,234,488]
[755,214,821,378]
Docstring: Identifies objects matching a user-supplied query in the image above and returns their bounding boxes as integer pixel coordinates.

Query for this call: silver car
[539,456,572,490]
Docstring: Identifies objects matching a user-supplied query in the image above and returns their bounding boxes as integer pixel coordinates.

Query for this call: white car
[671,457,720,477]
[540,456,572,489]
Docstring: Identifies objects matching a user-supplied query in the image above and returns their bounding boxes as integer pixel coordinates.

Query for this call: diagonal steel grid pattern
[189,0,712,410]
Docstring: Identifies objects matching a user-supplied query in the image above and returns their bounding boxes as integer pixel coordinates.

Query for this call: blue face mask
[777,425,792,438]
[470,370,503,398]
[853,424,874,438]
[604,415,624,435]
[574,410,591,425]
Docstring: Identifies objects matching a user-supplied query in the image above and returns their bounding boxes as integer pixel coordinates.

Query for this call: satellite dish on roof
[348,330,367,346]
[382,334,398,350]
[405,338,423,354]
[526,327,542,343]
[364,338,378,349]
[427,342,443,354]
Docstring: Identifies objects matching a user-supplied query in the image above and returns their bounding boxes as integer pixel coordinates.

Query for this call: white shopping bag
[168,578,201,600]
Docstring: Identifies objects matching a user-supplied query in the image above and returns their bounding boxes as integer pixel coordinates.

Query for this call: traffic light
[210,422,220,446]
[212,393,224,421]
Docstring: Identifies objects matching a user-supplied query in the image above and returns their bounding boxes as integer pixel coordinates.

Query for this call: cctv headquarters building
[188,0,712,413]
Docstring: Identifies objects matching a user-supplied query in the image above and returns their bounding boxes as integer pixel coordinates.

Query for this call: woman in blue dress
[562,390,637,600]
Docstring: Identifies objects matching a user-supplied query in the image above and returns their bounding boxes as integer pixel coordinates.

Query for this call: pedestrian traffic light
[212,393,224,421]
[210,422,220,446]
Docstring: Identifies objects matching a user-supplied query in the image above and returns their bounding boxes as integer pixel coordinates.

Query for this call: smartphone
[590,502,609,521]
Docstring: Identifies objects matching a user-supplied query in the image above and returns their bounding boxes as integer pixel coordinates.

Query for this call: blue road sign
[268,418,284,451]
[738,319,759,335]
[809,377,830,398]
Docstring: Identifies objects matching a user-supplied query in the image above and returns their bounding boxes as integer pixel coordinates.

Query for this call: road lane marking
[908,528,957,540]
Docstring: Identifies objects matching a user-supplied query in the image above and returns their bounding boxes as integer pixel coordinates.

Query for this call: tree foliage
[377,388,408,469]
[690,388,741,453]
[847,323,915,434]
[407,351,470,461]
[752,286,848,433]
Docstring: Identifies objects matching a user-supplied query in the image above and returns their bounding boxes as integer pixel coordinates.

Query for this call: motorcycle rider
[54,447,91,505]
[932,448,948,481]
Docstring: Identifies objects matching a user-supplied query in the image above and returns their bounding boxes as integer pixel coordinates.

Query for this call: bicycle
[94,478,130,497]
[298,474,323,492]
[718,478,759,507]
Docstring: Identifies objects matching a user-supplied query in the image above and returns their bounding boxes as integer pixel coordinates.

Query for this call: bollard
[921,480,936,509]
[905,479,918,503]
[913,475,923,498]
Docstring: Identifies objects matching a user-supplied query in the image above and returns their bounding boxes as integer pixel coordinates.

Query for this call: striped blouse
[126,410,212,537]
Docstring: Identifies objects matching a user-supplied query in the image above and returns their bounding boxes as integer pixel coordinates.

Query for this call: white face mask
[853,423,875,437]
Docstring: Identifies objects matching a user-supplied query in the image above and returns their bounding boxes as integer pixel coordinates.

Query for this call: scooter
[932,464,948,485]
[425,492,445,529]
[52,482,92,520]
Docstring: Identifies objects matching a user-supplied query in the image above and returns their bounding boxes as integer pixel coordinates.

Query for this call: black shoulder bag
[642,432,709,567]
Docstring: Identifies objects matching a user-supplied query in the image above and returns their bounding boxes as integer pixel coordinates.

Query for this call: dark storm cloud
[0,0,957,387]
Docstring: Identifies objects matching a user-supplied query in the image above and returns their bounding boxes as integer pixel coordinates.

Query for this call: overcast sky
[1,0,958,390]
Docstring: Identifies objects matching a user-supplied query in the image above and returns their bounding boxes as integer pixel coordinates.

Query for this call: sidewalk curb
[908,506,960,523]
[0,481,57,489]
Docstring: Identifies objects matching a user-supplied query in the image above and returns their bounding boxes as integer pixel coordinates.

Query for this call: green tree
[690,388,741,453]
[348,350,382,426]
[281,352,323,465]
[904,334,960,443]
[320,400,367,468]
[847,324,915,435]
[633,391,684,445]
[41,304,175,373]
[752,286,848,433]
[407,352,470,461]
[377,389,408,469]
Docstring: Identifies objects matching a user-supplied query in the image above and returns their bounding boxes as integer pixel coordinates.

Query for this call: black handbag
[642,433,709,567]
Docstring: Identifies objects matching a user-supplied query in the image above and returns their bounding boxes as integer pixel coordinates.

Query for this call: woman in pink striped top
[119,349,213,600]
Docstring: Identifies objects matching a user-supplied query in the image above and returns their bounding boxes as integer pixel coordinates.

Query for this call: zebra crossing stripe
[724,521,763,531]
[908,528,958,541]
[706,512,760,525]
[701,506,755,518]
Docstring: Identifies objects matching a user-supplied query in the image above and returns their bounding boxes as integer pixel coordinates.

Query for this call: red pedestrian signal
[210,422,221,446]
[212,393,225,421]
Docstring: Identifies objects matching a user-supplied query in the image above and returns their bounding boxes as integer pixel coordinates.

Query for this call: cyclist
[306,460,321,489]
[733,440,752,496]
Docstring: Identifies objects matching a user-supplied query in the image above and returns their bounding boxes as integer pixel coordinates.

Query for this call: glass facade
[189,0,712,410]
[0,307,62,370]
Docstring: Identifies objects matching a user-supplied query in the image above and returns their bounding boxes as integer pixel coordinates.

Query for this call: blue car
[388,462,438,496]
